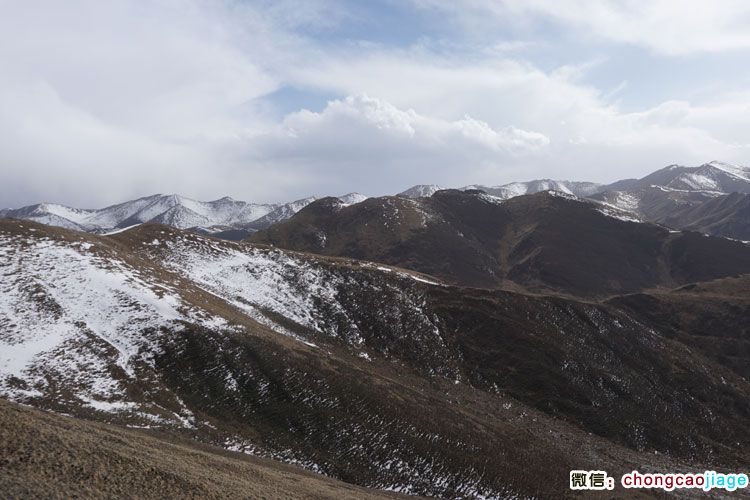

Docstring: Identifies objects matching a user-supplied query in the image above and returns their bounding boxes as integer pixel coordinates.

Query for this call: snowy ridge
[585,161,750,237]
[338,192,369,206]
[594,202,643,223]
[703,161,750,182]
[545,189,578,200]
[626,161,750,194]
[399,179,603,200]
[134,230,447,354]
[244,196,319,230]
[2,192,369,235]
[648,184,725,195]
[0,225,226,426]
[6,160,748,239]
[464,179,603,199]
[397,184,444,199]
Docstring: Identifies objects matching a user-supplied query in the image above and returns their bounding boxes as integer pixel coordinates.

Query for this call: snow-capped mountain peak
[398,184,444,199]
[703,161,750,181]
[654,161,750,193]
[459,179,602,199]
[2,194,279,234]
[338,192,369,206]
[2,191,372,238]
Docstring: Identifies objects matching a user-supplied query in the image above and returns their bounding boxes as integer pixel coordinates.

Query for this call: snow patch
[0,229,228,425]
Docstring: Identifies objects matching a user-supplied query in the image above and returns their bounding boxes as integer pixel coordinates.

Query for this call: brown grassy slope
[661,192,750,240]
[0,398,404,500]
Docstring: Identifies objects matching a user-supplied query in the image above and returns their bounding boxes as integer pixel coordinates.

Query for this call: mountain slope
[630,161,750,193]
[590,185,720,221]
[593,161,750,196]
[3,219,749,496]
[250,190,750,297]
[609,275,750,381]
[589,162,750,240]
[656,192,750,240]
[0,203,94,231]
[0,398,401,500]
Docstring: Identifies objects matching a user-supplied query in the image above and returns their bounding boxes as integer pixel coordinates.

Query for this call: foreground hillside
[2,219,749,497]
[249,190,750,297]
[0,399,400,499]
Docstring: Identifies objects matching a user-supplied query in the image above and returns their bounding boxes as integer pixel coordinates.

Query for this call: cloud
[412,0,750,56]
[0,0,286,207]
[2,0,750,208]
[242,94,549,193]
[278,43,750,182]
[279,95,550,154]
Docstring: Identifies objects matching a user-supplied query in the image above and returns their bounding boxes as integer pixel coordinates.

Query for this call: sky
[3,0,750,207]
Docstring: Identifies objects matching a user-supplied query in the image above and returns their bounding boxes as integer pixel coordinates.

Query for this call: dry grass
[0,398,404,499]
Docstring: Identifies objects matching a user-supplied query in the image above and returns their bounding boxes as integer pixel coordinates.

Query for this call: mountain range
[4,161,750,242]
[0,192,368,239]
[250,189,750,296]
[3,160,750,497]
[590,162,750,240]
[398,179,604,200]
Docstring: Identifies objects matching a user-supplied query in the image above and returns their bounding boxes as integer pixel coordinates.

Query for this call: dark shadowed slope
[610,275,750,380]
[657,192,750,241]
[590,186,719,223]
[590,188,750,241]
[249,190,750,297]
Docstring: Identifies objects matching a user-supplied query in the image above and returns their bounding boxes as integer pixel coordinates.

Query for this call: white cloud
[243,94,549,193]
[0,0,287,207]
[279,95,550,154]
[413,0,750,55]
[2,0,750,208]
[279,44,750,183]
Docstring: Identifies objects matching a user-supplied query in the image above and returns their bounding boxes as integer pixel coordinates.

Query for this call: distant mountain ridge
[589,161,750,240]
[0,192,368,237]
[629,161,750,192]
[396,161,750,200]
[465,179,603,198]
[396,161,750,241]
[249,189,750,297]
[4,160,750,240]
[398,179,602,199]
[397,184,444,199]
